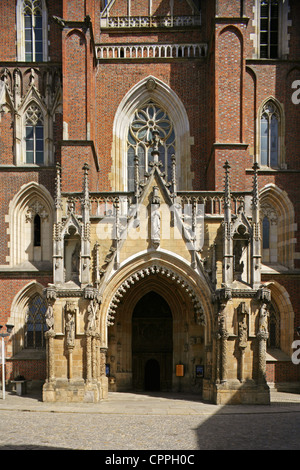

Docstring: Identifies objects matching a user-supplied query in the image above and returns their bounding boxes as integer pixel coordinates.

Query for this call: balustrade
[100,15,201,29]
[96,43,207,60]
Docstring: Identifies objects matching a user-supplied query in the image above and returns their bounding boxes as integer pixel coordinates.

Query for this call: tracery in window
[262,216,270,249]
[261,202,278,264]
[127,101,175,191]
[24,0,43,62]
[25,295,48,349]
[25,103,44,164]
[17,0,48,62]
[267,304,280,349]
[260,101,279,168]
[259,0,279,59]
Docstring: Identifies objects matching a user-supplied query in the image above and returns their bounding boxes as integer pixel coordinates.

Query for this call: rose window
[127,101,175,191]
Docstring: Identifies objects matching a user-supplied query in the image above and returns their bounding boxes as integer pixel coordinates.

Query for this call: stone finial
[252,162,260,209]
[55,162,62,209]
[223,160,231,208]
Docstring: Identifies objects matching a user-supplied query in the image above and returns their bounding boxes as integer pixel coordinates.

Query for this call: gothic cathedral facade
[0,0,299,404]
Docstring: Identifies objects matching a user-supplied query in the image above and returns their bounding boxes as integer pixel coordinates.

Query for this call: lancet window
[260,101,280,168]
[25,103,44,165]
[17,0,48,62]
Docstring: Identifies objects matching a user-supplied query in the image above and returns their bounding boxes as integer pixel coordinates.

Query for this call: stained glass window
[25,295,48,349]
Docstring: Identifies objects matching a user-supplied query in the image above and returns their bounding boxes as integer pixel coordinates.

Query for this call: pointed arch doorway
[132,291,173,392]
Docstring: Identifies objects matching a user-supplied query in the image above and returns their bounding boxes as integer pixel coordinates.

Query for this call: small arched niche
[64,227,81,283]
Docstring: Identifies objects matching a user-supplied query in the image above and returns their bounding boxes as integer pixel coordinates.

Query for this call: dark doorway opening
[132,291,173,391]
[145,358,160,391]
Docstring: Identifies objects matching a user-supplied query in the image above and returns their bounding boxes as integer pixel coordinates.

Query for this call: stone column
[92,335,97,380]
[238,303,248,383]
[257,331,269,383]
[44,295,56,383]
[95,333,101,381]
[86,298,100,383]
[100,347,108,398]
[220,330,229,383]
[86,333,92,383]
[214,331,221,384]
[45,330,56,383]
[218,302,229,383]
[257,303,269,384]
[65,302,76,380]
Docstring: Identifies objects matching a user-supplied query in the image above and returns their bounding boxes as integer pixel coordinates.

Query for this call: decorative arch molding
[263,280,294,356]
[7,181,54,266]
[260,183,295,268]
[218,24,244,44]
[110,75,193,191]
[100,252,214,346]
[8,281,46,355]
[107,264,206,326]
[65,28,87,44]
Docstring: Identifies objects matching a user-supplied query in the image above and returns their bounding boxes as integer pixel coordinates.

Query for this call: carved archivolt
[107,264,206,327]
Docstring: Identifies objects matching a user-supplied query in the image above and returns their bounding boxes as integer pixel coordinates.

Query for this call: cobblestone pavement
[0,390,299,450]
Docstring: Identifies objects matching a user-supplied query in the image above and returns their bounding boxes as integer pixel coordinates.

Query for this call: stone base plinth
[203,379,270,405]
[42,378,108,403]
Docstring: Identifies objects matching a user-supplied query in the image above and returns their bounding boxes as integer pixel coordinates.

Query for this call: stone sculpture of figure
[86,299,98,335]
[66,313,75,348]
[151,203,160,241]
[45,302,54,332]
[65,302,76,348]
[259,303,269,333]
[151,186,160,248]
[238,316,248,349]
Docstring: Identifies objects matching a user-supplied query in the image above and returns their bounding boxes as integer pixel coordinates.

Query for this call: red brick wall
[0,1,17,61]
[63,29,87,140]
[266,362,300,384]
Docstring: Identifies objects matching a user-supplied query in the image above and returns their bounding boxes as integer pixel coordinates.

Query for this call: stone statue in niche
[45,301,54,332]
[151,186,160,248]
